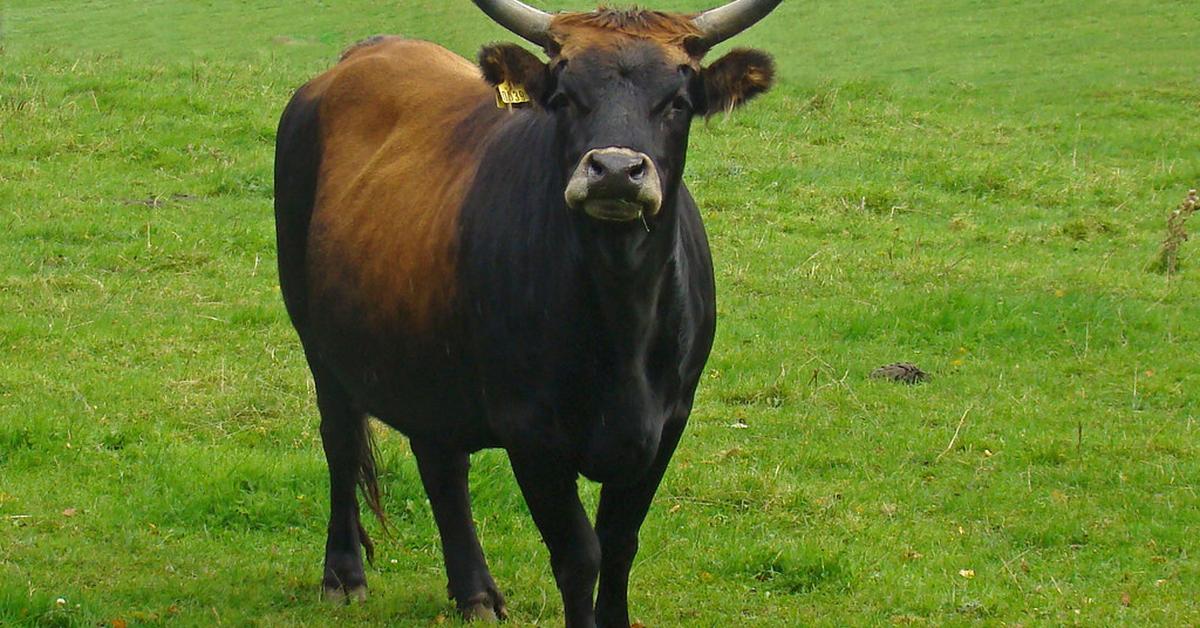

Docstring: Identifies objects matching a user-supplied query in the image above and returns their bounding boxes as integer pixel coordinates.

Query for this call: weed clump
[1149,188,1197,275]
[870,362,930,384]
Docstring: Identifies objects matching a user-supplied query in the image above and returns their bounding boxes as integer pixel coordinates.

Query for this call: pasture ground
[2,1,1198,625]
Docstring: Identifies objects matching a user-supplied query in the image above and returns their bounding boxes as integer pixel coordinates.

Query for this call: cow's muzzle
[564,148,663,222]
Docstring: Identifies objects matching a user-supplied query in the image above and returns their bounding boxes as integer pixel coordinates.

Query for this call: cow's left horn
[691,0,783,49]
[472,0,554,47]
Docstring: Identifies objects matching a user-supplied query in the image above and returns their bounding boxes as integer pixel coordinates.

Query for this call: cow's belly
[302,298,496,449]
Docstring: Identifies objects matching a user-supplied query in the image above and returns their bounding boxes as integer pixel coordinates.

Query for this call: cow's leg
[313,363,372,603]
[410,438,507,621]
[593,418,686,628]
[509,453,600,628]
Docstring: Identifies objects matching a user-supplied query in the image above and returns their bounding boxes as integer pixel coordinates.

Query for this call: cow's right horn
[472,0,554,48]
[691,0,783,50]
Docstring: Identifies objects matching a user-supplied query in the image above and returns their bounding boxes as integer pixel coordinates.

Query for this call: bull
[273,0,781,625]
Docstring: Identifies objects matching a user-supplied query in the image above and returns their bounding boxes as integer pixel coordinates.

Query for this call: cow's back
[275,37,503,442]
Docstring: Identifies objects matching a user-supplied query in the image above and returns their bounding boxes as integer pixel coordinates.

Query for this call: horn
[691,0,783,49]
[472,0,554,47]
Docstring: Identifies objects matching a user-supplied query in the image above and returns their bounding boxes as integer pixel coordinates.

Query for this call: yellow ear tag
[495,81,531,109]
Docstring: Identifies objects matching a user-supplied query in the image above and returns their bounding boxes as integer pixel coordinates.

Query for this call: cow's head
[475,0,779,225]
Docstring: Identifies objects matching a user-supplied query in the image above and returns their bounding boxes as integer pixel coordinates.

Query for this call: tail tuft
[355,418,388,564]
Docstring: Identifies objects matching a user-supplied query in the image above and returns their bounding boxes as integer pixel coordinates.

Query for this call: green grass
[2,0,1198,625]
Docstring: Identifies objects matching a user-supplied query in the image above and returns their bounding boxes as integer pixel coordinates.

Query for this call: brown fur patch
[549,9,701,64]
[303,38,499,335]
[551,9,700,43]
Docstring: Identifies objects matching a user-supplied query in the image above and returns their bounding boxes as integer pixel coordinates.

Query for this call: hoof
[459,590,507,622]
[323,584,368,604]
[462,603,498,622]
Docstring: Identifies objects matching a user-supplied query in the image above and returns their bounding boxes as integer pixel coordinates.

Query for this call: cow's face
[479,13,774,225]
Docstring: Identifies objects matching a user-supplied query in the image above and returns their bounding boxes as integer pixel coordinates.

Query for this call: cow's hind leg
[313,362,380,603]
[411,439,507,621]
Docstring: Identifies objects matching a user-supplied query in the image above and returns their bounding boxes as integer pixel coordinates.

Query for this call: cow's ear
[478,43,552,106]
[698,48,775,117]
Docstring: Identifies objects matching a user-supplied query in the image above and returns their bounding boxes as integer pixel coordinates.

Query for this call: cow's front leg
[509,452,600,628]
[593,417,686,628]
[411,438,507,621]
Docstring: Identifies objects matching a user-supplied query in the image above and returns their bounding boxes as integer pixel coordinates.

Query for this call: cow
[273,0,781,625]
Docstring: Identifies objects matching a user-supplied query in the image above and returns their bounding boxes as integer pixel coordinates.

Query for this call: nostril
[587,158,606,180]
[627,160,646,181]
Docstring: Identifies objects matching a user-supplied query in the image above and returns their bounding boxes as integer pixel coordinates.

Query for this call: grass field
[2,0,1198,625]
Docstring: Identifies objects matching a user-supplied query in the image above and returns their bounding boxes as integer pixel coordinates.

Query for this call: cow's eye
[548,90,590,114]
[664,95,691,119]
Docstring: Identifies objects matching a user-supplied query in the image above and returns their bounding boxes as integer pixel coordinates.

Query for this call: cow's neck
[572,206,681,481]
[591,258,666,366]
[581,200,679,397]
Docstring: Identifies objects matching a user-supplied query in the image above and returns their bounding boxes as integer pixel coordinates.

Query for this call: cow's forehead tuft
[549,9,700,64]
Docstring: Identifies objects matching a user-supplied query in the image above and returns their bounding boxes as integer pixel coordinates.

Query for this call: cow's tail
[355,417,388,565]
